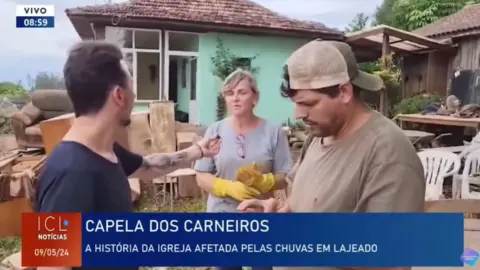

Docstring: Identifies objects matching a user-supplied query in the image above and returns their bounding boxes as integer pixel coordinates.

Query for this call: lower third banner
[21,213,464,267]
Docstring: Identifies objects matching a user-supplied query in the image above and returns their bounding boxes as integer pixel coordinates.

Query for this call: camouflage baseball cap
[286,39,384,91]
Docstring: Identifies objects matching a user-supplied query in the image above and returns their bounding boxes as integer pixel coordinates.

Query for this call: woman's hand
[212,178,261,201]
[236,163,275,193]
[196,136,221,158]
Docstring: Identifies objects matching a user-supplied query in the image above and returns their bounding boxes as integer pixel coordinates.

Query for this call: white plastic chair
[461,149,480,199]
[418,150,461,200]
[459,133,480,159]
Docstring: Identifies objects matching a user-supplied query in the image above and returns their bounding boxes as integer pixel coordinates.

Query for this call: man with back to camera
[35,40,220,270]
[237,40,425,270]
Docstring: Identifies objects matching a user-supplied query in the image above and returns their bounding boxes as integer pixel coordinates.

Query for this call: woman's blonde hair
[221,68,258,95]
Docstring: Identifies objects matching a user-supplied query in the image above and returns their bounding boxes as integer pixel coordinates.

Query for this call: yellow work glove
[212,177,261,201]
[236,163,275,193]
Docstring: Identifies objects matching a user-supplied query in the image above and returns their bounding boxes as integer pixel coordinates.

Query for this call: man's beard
[310,128,331,138]
[119,117,131,127]
[307,123,335,138]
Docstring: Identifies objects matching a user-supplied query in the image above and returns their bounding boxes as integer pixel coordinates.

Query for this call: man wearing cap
[238,40,425,221]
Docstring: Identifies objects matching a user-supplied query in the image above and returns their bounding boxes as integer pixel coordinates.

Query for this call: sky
[0,0,383,85]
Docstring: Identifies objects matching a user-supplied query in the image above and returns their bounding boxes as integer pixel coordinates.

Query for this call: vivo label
[16,5,55,17]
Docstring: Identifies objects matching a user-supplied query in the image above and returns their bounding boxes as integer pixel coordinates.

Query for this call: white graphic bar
[16,5,55,17]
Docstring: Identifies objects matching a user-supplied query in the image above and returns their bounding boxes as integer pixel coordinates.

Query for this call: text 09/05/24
[34,248,70,257]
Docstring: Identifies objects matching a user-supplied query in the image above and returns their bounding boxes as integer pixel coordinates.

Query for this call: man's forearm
[272,173,288,190]
[131,145,202,180]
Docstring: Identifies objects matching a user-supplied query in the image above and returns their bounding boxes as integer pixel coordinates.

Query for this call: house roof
[65,0,343,38]
[413,4,480,39]
[346,25,454,62]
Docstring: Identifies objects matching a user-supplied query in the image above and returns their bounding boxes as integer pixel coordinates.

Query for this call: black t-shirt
[35,141,143,269]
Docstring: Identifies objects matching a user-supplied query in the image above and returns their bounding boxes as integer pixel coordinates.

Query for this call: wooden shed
[346,25,455,99]
[408,3,480,98]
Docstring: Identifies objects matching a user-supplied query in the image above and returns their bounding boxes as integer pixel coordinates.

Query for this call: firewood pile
[282,120,309,150]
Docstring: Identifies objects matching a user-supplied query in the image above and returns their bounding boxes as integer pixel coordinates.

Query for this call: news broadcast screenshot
[1,0,478,269]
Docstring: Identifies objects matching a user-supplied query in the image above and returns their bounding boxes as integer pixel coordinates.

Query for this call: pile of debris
[422,95,480,118]
[282,120,309,150]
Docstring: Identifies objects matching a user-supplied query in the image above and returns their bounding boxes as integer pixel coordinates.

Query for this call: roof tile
[413,4,480,38]
[66,0,342,36]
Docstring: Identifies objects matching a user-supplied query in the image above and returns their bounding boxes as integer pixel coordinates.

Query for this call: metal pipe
[90,22,97,40]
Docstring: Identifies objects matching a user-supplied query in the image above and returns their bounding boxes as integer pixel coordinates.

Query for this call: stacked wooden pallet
[129,103,205,201]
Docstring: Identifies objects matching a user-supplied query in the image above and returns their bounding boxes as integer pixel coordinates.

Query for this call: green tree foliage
[210,38,259,120]
[0,81,27,134]
[466,0,480,5]
[372,0,397,27]
[210,38,259,80]
[393,0,469,30]
[359,54,402,116]
[345,13,371,33]
[359,62,381,73]
[0,81,28,97]
[373,0,478,30]
[374,54,402,116]
[345,13,382,77]
[27,72,65,90]
[393,94,441,115]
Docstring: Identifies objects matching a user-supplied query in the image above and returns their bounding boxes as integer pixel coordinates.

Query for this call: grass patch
[136,189,207,270]
[0,237,20,262]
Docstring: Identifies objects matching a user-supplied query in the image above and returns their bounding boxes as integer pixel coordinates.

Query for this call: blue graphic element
[461,248,479,266]
[80,213,464,267]
[16,16,54,28]
[63,219,69,226]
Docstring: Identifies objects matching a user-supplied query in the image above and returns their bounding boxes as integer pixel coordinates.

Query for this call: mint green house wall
[196,32,309,125]
[176,58,190,113]
[176,86,190,113]
[133,103,149,112]
[132,32,310,124]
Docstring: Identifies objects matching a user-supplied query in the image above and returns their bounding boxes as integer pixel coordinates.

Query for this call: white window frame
[105,26,163,103]
[164,30,199,101]
[187,57,196,100]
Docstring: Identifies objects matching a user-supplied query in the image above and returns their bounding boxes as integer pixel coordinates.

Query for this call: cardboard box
[38,113,75,155]
[38,113,130,155]
[176,132,202,198]
[0,155,45,237]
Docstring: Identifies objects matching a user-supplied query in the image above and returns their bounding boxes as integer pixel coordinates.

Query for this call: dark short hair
[280,64,360,99]
[63,40,126,117]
